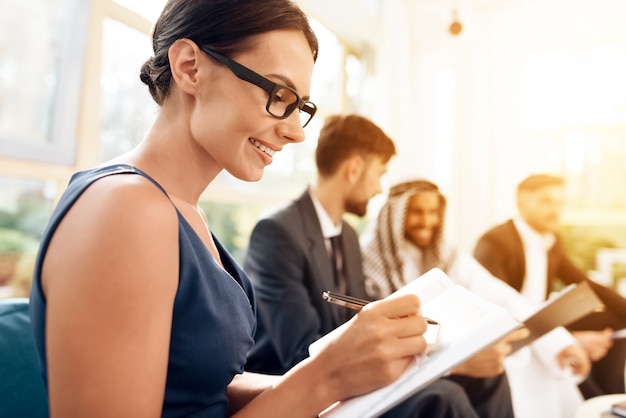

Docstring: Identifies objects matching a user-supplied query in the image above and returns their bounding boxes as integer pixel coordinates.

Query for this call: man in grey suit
[244,114,515,418]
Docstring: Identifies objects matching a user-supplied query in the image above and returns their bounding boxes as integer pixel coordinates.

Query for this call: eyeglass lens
[268,86,298,118]
[268,86,314,128]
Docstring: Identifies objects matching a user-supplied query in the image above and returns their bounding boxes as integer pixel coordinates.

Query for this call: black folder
[510,281,604,352]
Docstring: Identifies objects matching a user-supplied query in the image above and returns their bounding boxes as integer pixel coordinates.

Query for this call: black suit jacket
[474,219,626,330]
[244,190,369,374]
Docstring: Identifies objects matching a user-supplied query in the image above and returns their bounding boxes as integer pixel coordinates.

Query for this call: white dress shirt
[513,216,556,305]
[308,188,342,258]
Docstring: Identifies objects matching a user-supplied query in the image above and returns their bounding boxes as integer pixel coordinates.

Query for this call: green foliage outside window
[199,200,267,265]
[560,224,626,289]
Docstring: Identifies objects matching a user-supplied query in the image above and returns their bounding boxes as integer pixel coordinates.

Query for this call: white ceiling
[297,0,485,53]
[296,0,383,53]
[296,0,588,54]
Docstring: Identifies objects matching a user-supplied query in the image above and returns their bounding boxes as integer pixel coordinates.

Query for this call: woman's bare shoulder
[43,172,180,294]
[73,172,177,226]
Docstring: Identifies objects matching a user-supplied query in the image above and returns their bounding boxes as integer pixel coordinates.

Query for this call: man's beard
[345,199,367,217]
[405,226,439,250]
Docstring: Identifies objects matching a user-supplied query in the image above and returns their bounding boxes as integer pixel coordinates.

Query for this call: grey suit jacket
[244,190,369,374]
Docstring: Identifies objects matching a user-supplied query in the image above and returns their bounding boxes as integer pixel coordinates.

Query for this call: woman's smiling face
[191,29,316,182]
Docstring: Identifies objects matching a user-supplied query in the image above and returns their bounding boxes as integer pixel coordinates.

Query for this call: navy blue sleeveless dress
[30,164,257,417]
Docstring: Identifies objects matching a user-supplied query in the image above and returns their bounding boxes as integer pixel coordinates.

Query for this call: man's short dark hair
[517,174,564,194]
[315,114,396,177]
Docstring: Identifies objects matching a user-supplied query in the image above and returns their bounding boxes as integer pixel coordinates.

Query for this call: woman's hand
[233,294,427,417]
[313,293,428,400]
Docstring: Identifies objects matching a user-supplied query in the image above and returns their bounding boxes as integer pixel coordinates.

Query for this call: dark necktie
[329,235,346,294]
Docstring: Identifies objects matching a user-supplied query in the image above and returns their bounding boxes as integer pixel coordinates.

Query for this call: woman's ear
[168,38,202,96]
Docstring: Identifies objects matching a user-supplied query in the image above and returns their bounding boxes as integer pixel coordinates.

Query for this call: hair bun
[140,57,164,104]
[139,57,156,86]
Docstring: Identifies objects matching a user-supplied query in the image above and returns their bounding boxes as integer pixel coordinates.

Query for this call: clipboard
[510,281,604,352]
[313,269,523,418]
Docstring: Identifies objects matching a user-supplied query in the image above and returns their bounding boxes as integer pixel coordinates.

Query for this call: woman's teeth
[249,139,276,156]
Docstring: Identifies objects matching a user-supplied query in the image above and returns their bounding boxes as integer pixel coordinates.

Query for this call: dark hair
[517,174,564,194]
[315,114,396,177]
[140,0,319,105]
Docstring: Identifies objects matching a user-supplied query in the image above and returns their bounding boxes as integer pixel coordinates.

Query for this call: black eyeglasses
[200,47,317,128]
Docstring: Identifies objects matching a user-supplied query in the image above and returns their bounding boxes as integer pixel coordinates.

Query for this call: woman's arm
[43,175,180,417]
[227,373,281,415]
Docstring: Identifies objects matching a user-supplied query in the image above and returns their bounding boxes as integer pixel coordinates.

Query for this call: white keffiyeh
[361,181,455,299]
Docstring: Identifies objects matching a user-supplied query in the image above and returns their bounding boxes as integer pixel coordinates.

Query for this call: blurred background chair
[0,298,49,417]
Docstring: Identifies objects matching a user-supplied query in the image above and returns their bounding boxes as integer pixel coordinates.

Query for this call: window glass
[0,0,87,163]
[521,41,626,211]
[0,177,56,298]
[560,224,626,295]
[345,53,365,110]
[309,19,345,117]
[0,0,57,146]
[199,200,267,265]
[517,39,626,292]
[99,18,159,162]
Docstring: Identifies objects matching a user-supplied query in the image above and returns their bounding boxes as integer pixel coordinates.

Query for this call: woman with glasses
[26,1,477,417]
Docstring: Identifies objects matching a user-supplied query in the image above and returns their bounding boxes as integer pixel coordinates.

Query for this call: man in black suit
[243,114,392,375]
[474,173,626,396]
[244,114,516,418]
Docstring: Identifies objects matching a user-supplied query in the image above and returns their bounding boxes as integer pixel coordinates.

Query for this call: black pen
[322,290,440,325]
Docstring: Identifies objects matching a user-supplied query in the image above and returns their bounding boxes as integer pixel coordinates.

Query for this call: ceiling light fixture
[449,9,462,36]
